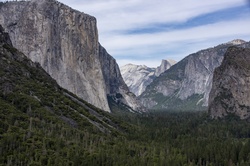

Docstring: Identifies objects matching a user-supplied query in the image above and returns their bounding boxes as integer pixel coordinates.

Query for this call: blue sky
[59,0,250,67]
[2,0,250,67]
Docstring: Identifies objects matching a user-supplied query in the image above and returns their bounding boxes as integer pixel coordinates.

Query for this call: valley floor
[1,108,250,166]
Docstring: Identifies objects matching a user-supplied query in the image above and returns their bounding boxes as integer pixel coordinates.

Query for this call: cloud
[65,0,247,33]
[57,0,250,67]
[2,0,248,67]
[103,18,250,54]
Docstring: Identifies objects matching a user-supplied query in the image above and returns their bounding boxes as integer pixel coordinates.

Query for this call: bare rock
[120,59,175,96]
[208,47,250,119]
[140,40,249,111]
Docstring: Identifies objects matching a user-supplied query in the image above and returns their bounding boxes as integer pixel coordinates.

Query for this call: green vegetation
[2,102,250,165]
[3,44,19,53]
[0,42,130,165]
[149,92,206,112]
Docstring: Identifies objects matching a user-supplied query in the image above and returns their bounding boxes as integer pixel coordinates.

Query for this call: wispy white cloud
[2,0,247,67]
[103,18,250,58]
[65,0,247,33]
[103,18,250,49]
[57,0,250,67]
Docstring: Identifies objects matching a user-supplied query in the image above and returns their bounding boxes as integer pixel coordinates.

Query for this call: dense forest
[1,103,250,166]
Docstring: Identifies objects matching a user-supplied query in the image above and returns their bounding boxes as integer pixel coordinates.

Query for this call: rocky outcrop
[208,47,250,119]
[120,59,175,96]
[227,39,246,45]
[99,44,145,112]
[120,64,155,96]
[0,0,143,112]
[140,40,249,111]
[155,59,176,77]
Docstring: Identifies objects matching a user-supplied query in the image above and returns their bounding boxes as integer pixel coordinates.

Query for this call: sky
[2,0,250,67]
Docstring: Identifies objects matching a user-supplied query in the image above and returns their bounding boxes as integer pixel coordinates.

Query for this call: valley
[0,0,250,165]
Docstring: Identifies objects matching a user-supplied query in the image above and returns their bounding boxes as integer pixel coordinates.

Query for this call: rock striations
[120,59,176,96]
[99,44,145,112]
[208,47,250,119]
[140,40,249,111]
[0,0,144,112]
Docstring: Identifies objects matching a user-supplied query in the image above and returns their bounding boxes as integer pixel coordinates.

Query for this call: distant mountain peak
[161,59,176,66]
[121,59,175,96]
[155,59,176,77]
[227,39,246,45]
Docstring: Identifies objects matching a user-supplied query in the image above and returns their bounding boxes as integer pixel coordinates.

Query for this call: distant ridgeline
[139,40,250,113]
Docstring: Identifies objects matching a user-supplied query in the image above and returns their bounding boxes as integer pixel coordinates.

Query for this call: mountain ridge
[120,59,176,96]
[139,40,249,111]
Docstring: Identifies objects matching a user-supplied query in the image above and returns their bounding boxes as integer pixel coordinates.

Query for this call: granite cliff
[140,40,249,111]
[120,59,176,96]
[99,44,145,112]
[208,47,250,119]
[0,0,144,112]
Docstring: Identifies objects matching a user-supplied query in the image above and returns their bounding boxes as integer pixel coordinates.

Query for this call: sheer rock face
[0,0,143,112]
[208,47,250,119]
[99,45,146,112]
[155,59,176,77]
[140,41,249,111]
[120,60,175,96]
